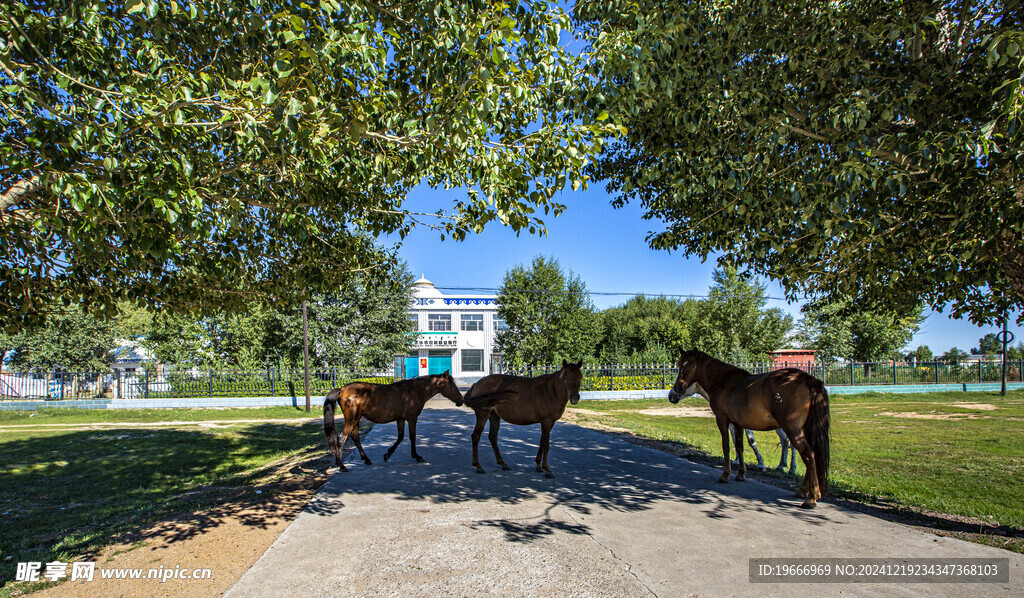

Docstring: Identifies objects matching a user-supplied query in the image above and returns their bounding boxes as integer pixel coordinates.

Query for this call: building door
[427,350,452,375]
[404,353,419,379]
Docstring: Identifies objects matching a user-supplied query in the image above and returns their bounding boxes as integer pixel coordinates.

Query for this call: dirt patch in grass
[636,406,715,418]
[568,416,1024,555]
[878,411,989,420]
[950,402,998,410]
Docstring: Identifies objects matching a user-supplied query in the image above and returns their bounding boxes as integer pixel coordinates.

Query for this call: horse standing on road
[323,371,463,471]
[669,349,830,508]
[463,360,584,478]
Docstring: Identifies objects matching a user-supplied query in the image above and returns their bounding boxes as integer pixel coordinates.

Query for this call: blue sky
[390,184,1021,356]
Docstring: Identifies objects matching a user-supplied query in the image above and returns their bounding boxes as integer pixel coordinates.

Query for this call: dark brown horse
[323,371,463,471]
[668,349,830,508]
[463,360,583,478]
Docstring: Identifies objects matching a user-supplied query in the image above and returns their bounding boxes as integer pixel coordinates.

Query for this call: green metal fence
[0,367,395,400]
[503,360,1024,392]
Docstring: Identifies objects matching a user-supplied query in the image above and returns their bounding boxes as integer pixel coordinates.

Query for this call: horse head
[436,370,463,406]
[559,359,584,405]
[669,348,703,403]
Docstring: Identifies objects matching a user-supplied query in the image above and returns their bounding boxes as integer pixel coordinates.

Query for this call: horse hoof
[500,464,511,471]
[475,466,485,474]
[544,471,554,479]
[415,456,425,463]
[800,499,817,509]
[717,475,729,483]
[338,465,348,473]
[363,459,373,466]
[735,473,745,481]
[383,453,390,462]
[536,465,544,473]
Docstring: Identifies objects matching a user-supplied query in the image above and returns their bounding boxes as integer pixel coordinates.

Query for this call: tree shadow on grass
[0,420,346,586]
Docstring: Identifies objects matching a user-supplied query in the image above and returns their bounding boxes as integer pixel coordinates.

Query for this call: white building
[404,276,506,382]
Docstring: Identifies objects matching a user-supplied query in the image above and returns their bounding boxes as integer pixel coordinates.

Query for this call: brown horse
[668,349,830,509]
[323,371,463,471]
[463,360,583,478]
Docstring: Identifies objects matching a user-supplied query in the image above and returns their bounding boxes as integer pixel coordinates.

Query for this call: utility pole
[303,300,311,412]
[1000,315,1011,397]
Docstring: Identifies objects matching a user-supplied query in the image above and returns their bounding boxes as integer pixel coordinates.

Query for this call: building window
[407,315,418,332]
[462,349,484,372]
[461,313,484,331]
[493,317,509,331]
[428,313,451,331]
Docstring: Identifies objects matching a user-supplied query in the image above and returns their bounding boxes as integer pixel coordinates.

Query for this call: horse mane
[690,350,751,386]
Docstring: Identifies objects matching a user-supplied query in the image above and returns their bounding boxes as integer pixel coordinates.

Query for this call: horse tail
[805,378,830,495]
[463,390,517,410]
[324,388,342,462]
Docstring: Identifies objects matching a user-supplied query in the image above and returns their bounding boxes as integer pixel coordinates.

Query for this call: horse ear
[562,359,568,368]
[444,370,450,377]
[576,360,583,368]
[679,347,686,356]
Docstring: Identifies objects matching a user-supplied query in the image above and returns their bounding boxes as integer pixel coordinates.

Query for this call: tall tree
[940,346,970,363]
[6,305,115,371]
[596,295,699,363]
[575,0,1024,325]
[495,256,600,367]
[796,298,924,362]
[689,267,793,362]
[265,261,415,369]
[1,1,613,329]
[973,333,1002,355]
[906,345,934,362]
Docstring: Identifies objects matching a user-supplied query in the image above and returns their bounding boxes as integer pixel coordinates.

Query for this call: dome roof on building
[411,274,443,298]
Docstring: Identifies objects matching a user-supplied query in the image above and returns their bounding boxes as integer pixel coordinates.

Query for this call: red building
[770,349,816,372]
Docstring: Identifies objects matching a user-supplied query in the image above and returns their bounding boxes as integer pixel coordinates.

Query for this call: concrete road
[227,402,1022,597]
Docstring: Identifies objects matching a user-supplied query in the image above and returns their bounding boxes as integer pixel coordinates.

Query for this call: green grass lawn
[0,405,324,426]
[0,409,332,595]
[569,390,1024,528]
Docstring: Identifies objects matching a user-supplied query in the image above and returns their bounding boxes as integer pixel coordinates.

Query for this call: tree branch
[1,175,46,214]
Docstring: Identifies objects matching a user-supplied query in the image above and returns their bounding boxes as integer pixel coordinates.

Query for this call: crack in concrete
[560,504,659,598]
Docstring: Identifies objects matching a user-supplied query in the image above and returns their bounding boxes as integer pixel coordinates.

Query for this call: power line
[432,285,790,302]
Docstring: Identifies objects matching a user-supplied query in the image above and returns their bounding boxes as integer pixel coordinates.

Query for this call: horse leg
[383,418,405,462]
[776,428,789,471]
[334,419,355,472]
[778,429,798,475]
[745,429,765,470]
[732,425,747,481]
[408,417,424,463]
[716,417,731,483]
[538,421,554,478]
[488,412,510,470]
[471,410,488,474]
[729,424,739,466]
[349,422,372,465]
[730,425,763,469]
[788,432,820,509]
